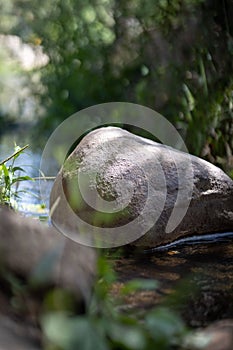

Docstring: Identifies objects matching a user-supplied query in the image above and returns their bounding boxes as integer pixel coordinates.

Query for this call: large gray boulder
[50,127,233,248]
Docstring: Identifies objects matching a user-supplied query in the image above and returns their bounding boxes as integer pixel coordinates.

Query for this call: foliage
[0,144,32,207]
[1,253,188,349]
[0,1,231,194]
[0,0,233,171]
[0,33,44,127]
[41,256,187,350]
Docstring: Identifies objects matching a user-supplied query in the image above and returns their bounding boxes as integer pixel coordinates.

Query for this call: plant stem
[0,145,29,166]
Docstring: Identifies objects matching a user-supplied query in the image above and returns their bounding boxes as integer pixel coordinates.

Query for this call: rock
[50,126,233,248]
[184,319,233,350]
[0,315,40,350]
[0,206,96,301]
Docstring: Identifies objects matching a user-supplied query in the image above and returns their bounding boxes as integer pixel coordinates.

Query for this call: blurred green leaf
[12,175,32,183]
[42,312,108,350]
[12,166,26,172]
[43,289,77,313]
[108,322,146,350]
[121,279,158,295]
[145,307,186,342]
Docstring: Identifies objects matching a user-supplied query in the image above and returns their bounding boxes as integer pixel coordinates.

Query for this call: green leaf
[2,164,9,178]
[108,322,146,350]
[183,84,195,112]
[2,164,10,188]
[12,176,32,184]
[121,279,158,295]
[145,307,185,342]
[43,289,76,313]
[12,166,25,173]
[42,312,108,350]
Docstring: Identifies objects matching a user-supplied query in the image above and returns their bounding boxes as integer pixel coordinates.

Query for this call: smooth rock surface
[50,127,233,248]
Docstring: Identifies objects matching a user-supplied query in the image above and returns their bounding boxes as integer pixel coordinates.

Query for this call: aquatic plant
[0,144,32,207]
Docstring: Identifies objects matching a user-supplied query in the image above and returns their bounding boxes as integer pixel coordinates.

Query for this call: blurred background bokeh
[0,0,233,175]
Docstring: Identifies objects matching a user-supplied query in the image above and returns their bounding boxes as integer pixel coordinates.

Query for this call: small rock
[184,319,233,350]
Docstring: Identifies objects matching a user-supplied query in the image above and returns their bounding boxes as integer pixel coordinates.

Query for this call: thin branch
[32,176,56,180]
[0,145,29,166]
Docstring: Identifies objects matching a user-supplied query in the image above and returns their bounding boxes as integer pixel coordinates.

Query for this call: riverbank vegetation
[0,0,233,174]
[0,144,31,207]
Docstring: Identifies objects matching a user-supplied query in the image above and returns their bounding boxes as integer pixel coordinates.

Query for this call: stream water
[1,126,233,327]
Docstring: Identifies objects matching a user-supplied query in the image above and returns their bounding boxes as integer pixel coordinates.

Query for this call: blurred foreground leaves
[41,256,187,350]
